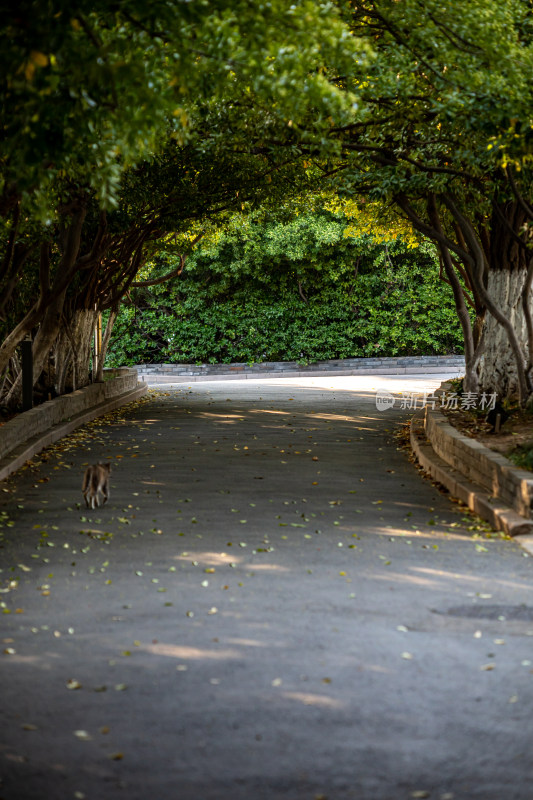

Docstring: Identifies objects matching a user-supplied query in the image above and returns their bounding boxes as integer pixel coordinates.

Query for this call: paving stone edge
[410,388,533,555]
[0,369,147,483]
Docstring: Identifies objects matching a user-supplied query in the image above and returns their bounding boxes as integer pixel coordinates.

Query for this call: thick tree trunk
[55,309,98,393]
[440,196,531,404]
[435,240,481,394]
[97,310,117,381]
[0,206,87,387]
[477,267,531,399]
[4,290,67,408]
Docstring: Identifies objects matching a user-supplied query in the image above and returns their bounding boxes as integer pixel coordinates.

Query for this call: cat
[82,463,111,509]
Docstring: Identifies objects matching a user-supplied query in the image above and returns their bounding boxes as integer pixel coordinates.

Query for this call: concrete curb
[0,370,147,483]
[410,407,533,554]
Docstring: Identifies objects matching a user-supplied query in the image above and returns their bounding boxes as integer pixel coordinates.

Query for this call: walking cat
[82,463,111,509]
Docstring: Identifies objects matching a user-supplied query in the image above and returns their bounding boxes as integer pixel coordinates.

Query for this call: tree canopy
[324,0,533,400]
[0,0,366,405]
[1,0,362,213]
[3,0,533,407]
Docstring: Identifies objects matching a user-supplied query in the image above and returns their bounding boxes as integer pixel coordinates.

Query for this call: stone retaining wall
[0,368,145,468]
[136,354,465,379]
[424,407,533,519]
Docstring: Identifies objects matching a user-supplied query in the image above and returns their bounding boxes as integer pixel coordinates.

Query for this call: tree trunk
[0,206,87,386]
[97,310,117,381]
[4,290,67,408]
[56,309,98,393]
[440,196,531,404]
[477,267,531,399]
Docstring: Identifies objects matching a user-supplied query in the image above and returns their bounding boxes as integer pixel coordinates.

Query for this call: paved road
[1,374,532,800]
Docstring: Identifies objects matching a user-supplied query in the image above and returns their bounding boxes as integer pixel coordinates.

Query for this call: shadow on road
[0,377,532,800]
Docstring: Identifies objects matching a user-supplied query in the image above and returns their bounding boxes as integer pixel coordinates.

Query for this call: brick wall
[0,369,140,462]
[424,408,533,519]
[136,355,466,378]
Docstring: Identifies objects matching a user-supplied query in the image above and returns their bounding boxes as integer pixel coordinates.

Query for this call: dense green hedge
[106,215,465,366]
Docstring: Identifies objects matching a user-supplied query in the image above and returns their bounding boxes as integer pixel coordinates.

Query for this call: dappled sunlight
[300,412,372,423]
[0,654,49,666]
[251,375,458,396]
[171,400,400,430]
[141,643,241,660]
[361,526,427,538]
[299,413,381,427]
[198,412,246,421]
[250,409,289,416]
[367,524,483,543]
[338,424,377,431]
[168,552,290,573]
[281,692,343,709]
[224,638,270,648]
[172,551,238,566]
[367,564,533,592]
[359,663,394,674]
[393,501,434,511]
[368,570,442,588]
[412,567,533,593]
[2,751,67,772]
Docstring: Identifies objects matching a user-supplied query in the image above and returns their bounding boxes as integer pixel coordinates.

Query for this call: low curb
[0,370,147,483]
[410,407,533,555]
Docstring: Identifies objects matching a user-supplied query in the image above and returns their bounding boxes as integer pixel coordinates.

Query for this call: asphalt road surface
[1,373,532,800]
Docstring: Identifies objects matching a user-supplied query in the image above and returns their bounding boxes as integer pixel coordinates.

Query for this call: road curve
[0,373,532,800]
